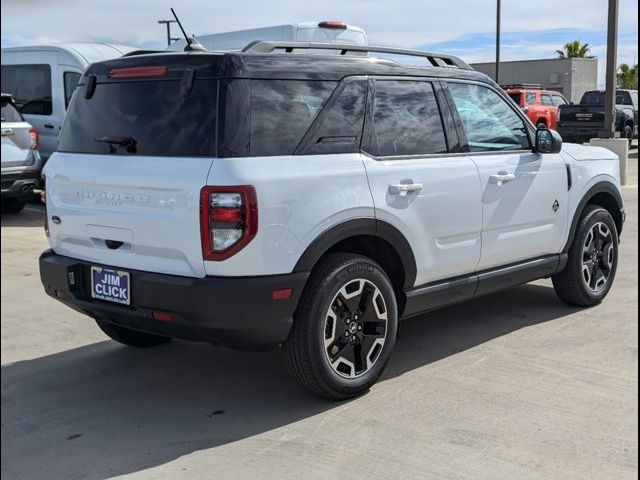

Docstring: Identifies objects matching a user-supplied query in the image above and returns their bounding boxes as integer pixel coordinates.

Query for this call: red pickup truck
[504,84,568,131]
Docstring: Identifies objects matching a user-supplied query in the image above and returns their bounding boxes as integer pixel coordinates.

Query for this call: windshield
[58,79,218,157]
[1,99,23,122]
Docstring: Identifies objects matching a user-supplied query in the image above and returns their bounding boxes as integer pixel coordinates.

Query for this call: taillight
[200,186,258,261]
[29,128,39,150]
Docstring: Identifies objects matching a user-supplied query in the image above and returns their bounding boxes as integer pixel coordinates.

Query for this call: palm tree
[617,63,638,89]
[555,40,593,58]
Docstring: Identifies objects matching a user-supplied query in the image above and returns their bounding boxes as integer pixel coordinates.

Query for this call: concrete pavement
[1,168,637,479]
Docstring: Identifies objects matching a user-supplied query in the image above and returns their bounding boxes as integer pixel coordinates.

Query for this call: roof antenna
[170,8,206,51]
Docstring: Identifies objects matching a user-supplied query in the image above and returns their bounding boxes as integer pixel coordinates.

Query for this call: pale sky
[2,0,638,85]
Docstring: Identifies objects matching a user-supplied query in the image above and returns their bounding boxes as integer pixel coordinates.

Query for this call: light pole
[495,0,501,84]
[603,0,619,137]
[158,19,179,47]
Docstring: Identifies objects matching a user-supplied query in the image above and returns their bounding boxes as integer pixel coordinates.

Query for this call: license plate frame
[90,266,131,306]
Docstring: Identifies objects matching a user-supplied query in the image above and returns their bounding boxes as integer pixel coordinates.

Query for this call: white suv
[39,42,625,399]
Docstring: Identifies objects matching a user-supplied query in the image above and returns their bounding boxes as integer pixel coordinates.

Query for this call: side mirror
[535,128,562,154]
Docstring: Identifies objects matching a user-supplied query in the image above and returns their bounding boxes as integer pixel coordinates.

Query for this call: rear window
[250,80,335,156]
[58,79,218,157]
[1,99,23,122]
[581,91,633,105]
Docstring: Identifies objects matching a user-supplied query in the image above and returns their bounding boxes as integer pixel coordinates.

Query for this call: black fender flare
[563,181,624,253]
[293,218,417,289]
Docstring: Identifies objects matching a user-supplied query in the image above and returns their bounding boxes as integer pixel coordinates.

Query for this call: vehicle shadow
[1,205,44,229]
[1,283,580,479]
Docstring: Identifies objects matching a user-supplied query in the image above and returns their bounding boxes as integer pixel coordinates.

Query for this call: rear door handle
[43,123,55,129]
[388,183,423,196]
[489,172,516,186]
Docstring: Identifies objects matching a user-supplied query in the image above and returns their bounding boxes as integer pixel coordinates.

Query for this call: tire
[552,205,619,306]
[283,253,398,400]
[537,121,547,130]
[95,319,172,347]
[1,198,26,214]
[624,125,633,146]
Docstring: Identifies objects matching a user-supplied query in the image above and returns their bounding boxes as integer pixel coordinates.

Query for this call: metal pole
[495,0,501,83]
[603,0,619,137]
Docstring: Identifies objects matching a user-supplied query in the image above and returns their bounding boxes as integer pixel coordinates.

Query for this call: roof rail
[501,83,544,90]
[242,41,473,70]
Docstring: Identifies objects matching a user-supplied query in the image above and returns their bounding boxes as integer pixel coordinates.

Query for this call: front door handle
[1,128,14,136]
[489,172,516,186]
[43,123,55,129]
[388,183,423,196]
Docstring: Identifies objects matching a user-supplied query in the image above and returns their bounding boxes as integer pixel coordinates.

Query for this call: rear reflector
[272,288,293,300]
[318,21,347,29]
[109,66,168,78]
[152,311,172,322]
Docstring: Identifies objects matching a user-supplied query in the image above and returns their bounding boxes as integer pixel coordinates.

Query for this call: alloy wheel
[323,278,388,378]
[581,221,615,293]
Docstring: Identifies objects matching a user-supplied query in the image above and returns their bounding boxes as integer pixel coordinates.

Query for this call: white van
[166,21,367,52]
[1,43,139,159]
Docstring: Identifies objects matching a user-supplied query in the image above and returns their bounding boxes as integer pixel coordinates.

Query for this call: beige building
[470,57,598,103]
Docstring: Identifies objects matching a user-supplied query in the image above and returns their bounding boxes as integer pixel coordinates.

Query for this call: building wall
[470,58,598,103]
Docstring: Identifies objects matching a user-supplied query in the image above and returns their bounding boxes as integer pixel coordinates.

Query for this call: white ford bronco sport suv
[39,42,625,400]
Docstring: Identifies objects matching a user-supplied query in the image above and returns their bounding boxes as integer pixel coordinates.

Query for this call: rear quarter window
[58,79,218,157]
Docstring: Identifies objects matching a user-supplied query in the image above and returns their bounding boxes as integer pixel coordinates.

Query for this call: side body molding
[293,218,417,289]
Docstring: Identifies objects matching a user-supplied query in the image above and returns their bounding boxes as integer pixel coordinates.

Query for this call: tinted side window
[448,82,530,152]
[299,80,366,155]
[617,91,633,105]
[64,72,82,109]
[1,64,52,115]
[525,92,537,104]
[368,80,447,157]
[250,80,335,156]
[541,94,553,106]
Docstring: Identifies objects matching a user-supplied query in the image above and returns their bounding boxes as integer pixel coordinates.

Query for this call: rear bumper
[557,126,601,144]
[39,250,308,351]
[1,170,41,199]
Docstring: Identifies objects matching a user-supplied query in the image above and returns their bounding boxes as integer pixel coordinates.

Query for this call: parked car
[557,89,638,144]
[504,83,568,130]
[166,21,367,52]
[39,42,624,399]
[1,93,42,213]
[1,43,139,160]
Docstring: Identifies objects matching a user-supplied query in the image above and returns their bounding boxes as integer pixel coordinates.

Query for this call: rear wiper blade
[95,136,137,153]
